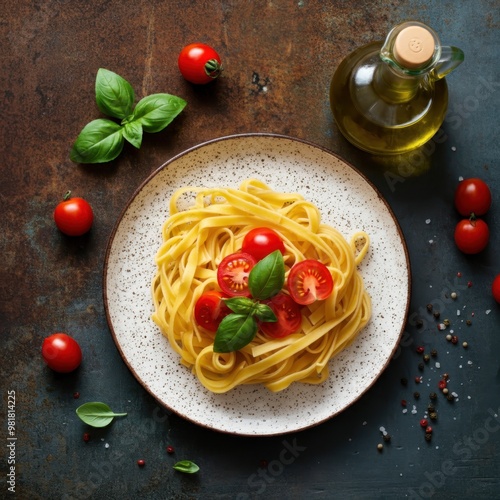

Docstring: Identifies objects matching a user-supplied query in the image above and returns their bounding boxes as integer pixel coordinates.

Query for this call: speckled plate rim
[103,133,411,436]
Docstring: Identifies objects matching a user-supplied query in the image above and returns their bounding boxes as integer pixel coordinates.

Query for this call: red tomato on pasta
[217,252,256,297]
[260,293,302,338]
[194,291,230,332]
[287,260,334,305]
[242,227,285,262]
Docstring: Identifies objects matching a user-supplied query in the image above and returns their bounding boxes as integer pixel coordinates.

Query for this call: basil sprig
[76,402,127,428]
[213,250,285,353]
[70,68,186,164]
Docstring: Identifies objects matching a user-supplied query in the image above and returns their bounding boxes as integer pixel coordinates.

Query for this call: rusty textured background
[1,1,499,499]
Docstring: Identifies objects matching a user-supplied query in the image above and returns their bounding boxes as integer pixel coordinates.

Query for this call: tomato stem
[63,190,72,201]
[204,59,223,79]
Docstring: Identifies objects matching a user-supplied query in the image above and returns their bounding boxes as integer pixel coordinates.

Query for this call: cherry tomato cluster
[453,178,491,255]
[194,227,334,339]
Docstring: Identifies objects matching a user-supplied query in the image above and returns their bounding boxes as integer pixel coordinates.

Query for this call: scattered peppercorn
[83,433,91,442]
[423,354,430,363]
[416,346,425,354]
[426,304,433,312]
[430,392,437,400]
[442,373,449,379]
[443,319,450,327]
[401,399,407,407]
[425,433,432,442]
[457,272,462,277]
[442,388,449,395]
[431,349,438,358]
[420,419,428,428]
[73,392,80,399]
[425,426,433,434]
[427,404,435,412]
[414,392,420,399]
[377,443,384,452]
[447,393,455,402]
[415,376,422,384]
[433,311,441,319]
[438,380,447,390]
[466,319,472,326]
[137,459,145,467]
[451,292,457,300]
[467,281,472,288]
[451,336,458,344]
[462,341,468,348]
[429,412,438,421]
[446,334,452,341]
[416,319,424,328]
[383,434,391,443]
[166,445,175,454]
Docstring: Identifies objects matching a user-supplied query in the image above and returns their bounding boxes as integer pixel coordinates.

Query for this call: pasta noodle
[151,179,371,393]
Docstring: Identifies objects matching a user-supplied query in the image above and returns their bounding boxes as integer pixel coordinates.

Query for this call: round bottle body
[330,42,449,155]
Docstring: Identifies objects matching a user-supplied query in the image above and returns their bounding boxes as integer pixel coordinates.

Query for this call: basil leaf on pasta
[214,314,257,353]
[254,303,277,322]
[224,297,256,315]
[248,250,285,300]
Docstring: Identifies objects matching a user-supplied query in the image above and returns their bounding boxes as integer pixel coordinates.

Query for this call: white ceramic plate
[104,134,410,436]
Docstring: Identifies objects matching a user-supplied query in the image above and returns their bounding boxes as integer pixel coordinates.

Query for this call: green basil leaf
[132,93,187,133]
[213,314,257,353]
[122,120,143,149]
[254,303,277,322]
[248,250,285,300]
[95,68,134,119]
[173,460,200,474]
[70,118,124,164]
[224,297,257,315]
[76,402,127,428]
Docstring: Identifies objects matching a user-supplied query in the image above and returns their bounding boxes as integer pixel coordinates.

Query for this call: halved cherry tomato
[260,293,302,338]
[287,260,334,305]
[217,252,256,297]
[242,227,285,262]
[454,218,489,254]
[194,291,230,332]
[454,178,492,217]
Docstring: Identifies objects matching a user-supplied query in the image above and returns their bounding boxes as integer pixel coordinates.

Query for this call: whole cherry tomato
[454,178,492,217]
[178,43,223,84]
[42,333,82,373]
[217,252,256,297]
[54,191,94,236]
[287,260,334,305]
[194,291,231,332]
[492,274,500,304]
[242,227,286,262]
[454,218,490,254]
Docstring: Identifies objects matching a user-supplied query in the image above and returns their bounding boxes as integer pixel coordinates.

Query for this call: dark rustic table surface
[2,1,499,499]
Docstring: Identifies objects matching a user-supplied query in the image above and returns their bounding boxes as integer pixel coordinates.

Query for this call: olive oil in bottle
[330,22,464,155]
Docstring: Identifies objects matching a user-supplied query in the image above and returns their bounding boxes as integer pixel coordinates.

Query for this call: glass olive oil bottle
[330,22,464,155]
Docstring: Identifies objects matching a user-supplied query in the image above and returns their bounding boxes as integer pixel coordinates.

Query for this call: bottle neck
[373,62,423,103]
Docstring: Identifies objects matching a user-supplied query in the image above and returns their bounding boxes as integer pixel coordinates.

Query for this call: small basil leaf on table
[70,119,124,164]
[95,68,135,119]
[248,250,285,300]
[132,94,187,133]
[122,120,143,149]
[214,314,257,353]
[76,402,127,428]
[173,460,200,474]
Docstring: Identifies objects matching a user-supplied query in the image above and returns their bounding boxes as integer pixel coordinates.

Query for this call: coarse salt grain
[486,310,491,315]
[435,362,441,368]
[402,409,408,414]
[425,219,431,224]
[451,146,457,151]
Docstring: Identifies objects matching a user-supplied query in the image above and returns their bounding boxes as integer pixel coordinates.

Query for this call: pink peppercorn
[420,419,428,428]
[83,433,90,442]
[137,459,145,467]
[166,445,175,454]
[438,380,447,390]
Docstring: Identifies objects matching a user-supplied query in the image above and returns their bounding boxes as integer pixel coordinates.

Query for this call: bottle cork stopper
[394,25,435,68]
